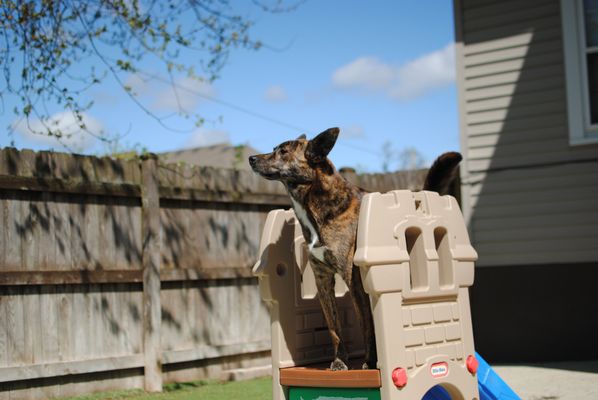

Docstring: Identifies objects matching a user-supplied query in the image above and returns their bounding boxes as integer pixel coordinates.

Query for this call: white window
[561,0,598,145]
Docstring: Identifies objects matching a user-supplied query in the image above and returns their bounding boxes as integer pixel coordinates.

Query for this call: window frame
[561,0,598,145]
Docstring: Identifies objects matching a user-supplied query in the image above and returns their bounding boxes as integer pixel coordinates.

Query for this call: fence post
[141,154,162,391]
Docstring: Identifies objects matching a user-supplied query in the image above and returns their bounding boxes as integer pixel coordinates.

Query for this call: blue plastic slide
[423,352,520,400]
[476,352,520,400]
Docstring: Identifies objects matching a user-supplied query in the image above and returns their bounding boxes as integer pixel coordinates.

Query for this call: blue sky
[2,1,458,172]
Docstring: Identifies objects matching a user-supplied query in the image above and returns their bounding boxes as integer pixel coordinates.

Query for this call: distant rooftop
[159,143,261,171]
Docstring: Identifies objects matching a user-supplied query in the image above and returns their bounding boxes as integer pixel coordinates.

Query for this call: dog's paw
[330,358,348,371]
[361,361,377,370]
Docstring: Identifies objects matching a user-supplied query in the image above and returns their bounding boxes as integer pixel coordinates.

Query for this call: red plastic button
[391,368,408,388]
[466,355,478,375]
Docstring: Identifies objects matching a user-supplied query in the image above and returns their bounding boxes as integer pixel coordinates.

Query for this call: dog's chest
[290,198,319,248]
[290,198,326,262]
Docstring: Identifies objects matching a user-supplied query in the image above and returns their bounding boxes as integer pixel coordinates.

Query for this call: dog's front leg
[313,269,349,371]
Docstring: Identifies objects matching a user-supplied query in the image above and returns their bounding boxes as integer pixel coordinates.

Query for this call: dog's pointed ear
[305,127,339,163]
[296,134,307,140]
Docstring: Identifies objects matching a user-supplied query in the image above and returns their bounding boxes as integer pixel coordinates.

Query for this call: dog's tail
[423,152,462,194]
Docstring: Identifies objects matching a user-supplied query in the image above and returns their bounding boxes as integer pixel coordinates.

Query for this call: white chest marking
[310,246,326,263]
[290,198,325,261]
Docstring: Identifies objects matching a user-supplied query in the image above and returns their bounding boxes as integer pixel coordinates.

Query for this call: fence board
[160,203,270,270]
[0,268,260,286]
[0,355,144,383]
[41,192,56,270]
[99,196,114,271]
[71,287,89,363]
[0,289,6,368]
[141,157,162,391]
[0,175,141,198]
[128,291,143,355]
[18,192,33,272]
[89,284,102,360]
[2,193,21,270]
[41,285,60,363]
[0,271,142,285]
[86,196,101,270]
[114,199,142,270]
[68,194,85,272]
[0,195,4,272]
[55,193,73,269]
[162,340,271,364]
[23,286,42,365]
[5,288,24,367]
[58,285,72,362]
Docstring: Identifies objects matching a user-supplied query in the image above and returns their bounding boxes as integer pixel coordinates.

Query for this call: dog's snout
[248,155,257,167]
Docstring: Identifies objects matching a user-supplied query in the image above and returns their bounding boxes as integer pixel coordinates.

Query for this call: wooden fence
[0,147,438,399]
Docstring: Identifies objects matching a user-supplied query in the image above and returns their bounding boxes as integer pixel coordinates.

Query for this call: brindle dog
[249,127,461,371]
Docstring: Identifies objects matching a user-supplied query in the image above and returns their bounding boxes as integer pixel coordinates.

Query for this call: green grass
[59,377,272,400]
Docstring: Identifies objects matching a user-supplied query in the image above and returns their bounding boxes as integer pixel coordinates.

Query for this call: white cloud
[264,85,289,103]
[340,124,365,139]
[186,129,230,147]
[13,111,103,151]
[333,57,396,91]
[124,74,216,113]
[392,43,456,99]
[332,43,455,100]
[124,73,152,96]
[153,77,216,112]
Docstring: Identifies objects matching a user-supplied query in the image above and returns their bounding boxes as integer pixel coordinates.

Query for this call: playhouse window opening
[434,227,454,288]
[300,264,317,299]
[405,227,427,290]
[415,199,422,210]
[422,384,463,400]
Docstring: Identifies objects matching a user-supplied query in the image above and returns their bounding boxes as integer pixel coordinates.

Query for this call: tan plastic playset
[253,190,481,399]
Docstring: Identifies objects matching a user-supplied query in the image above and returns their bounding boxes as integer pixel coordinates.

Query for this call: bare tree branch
[1,0,296,149]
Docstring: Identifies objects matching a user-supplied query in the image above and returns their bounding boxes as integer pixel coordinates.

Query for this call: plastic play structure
[253,190,519,400]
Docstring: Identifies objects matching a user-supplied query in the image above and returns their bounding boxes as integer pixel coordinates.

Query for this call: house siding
[455,0,598,267]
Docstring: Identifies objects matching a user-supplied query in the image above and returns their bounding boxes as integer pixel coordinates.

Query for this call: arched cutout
[422,383,468,400]
[434,227,454,288]
[300,263,317,299]
[423,384,451,399]
[300,264,348,299]
[406,227,427,290]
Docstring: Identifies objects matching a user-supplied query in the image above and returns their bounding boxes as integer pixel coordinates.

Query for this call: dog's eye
[279,148,288,155]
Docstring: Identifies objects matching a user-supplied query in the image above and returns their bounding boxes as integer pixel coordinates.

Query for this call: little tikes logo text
[430,362,449,378]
